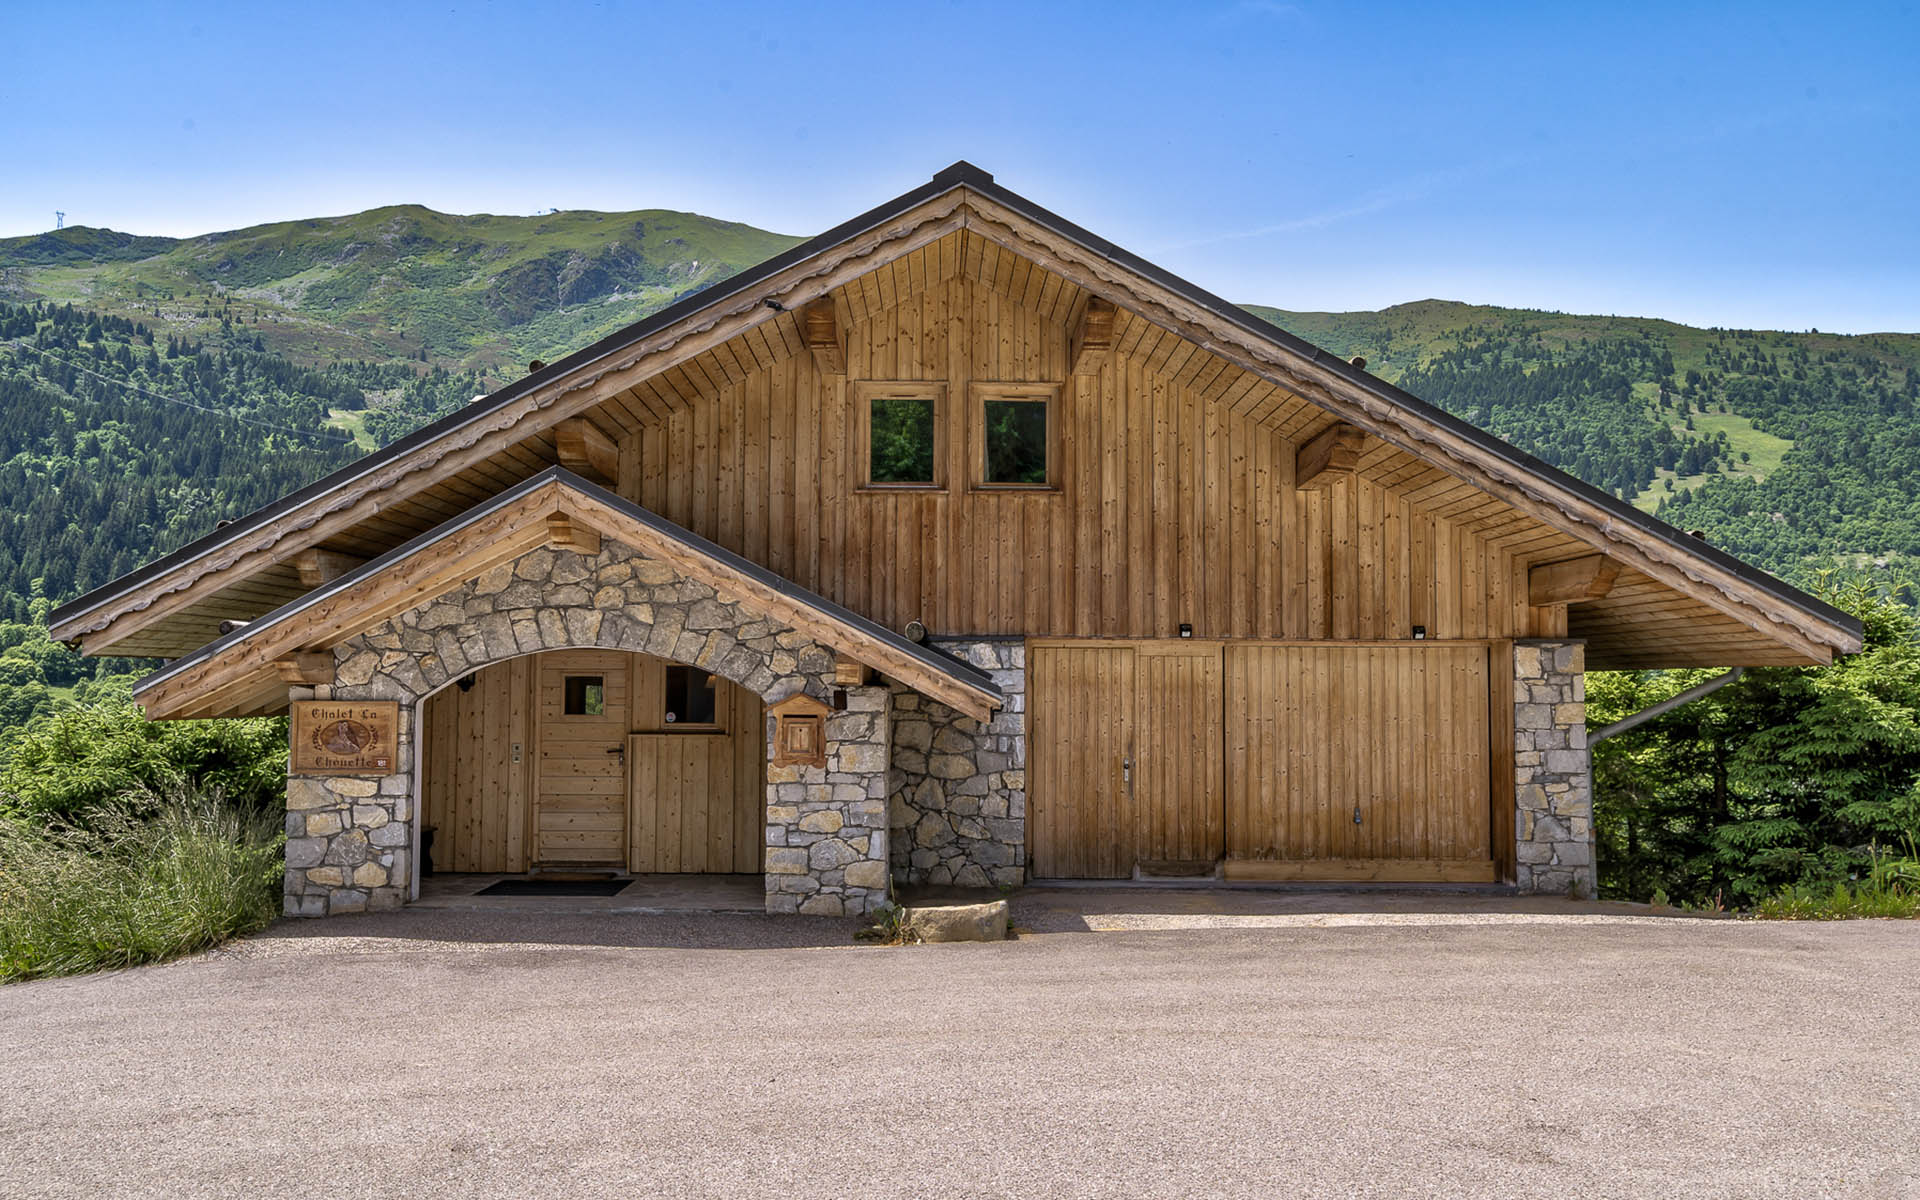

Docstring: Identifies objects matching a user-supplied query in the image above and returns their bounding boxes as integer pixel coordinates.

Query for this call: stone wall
[888,638,1026,888]
[765,685,892,915]
[1513,639,1595,897]
[284,535,896,916]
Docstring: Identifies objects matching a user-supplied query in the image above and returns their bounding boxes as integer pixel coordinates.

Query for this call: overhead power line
[3,338,353,445]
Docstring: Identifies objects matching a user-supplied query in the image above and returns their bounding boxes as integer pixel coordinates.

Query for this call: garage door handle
[1122,757,1133,789]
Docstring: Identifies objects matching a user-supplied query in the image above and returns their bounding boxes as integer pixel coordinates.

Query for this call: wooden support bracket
[274,652,334,685]
[803,298,845,376]
[1295,422,1365,489]
[1528,554,1621,606]
[293,548,366,589]
[1071,297,1116,377]
[833,654,873,686]
[554,417,618,484]
[547,512,603,555]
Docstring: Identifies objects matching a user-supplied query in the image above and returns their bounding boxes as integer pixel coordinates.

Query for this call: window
[664,665,718,726]
[563,676,604,716]
[856,381,943,488]
[972,383,1058,488]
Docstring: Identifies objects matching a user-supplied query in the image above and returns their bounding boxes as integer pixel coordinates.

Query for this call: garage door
[1223,644,1493,882]
[1029,641,1494,882]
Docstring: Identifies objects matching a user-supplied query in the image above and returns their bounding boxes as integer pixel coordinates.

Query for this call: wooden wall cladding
[622,270,1534,642]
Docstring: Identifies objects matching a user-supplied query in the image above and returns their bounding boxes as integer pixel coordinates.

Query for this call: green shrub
[0,677,288,819]
[1751,842,1919,920]
[0,790,283,982]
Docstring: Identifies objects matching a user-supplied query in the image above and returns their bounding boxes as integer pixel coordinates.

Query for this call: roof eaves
[133,467,1002,706]
[955,174,1864,647]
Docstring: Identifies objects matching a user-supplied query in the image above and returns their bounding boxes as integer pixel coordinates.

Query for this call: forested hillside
[1249,301,1920,588]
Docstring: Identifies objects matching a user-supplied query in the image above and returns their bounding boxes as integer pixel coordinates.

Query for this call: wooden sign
[291,700,400,775]
[769,693,831,769]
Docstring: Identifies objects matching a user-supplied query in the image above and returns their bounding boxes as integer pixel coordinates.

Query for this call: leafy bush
[0,676,287,818]
[1593,577,1920,908]
[0,790,283,982]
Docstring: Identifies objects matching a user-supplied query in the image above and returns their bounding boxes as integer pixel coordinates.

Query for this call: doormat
[477,878,632,897]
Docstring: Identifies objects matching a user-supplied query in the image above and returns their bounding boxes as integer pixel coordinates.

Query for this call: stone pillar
[764,684,892,916]
[888,638,1027,888]
[283,765,413,916]
[1513,639,1595,897]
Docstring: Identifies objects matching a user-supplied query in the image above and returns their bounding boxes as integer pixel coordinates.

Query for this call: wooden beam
[273,652,334,685]
[802,298,844,376]
[833,654,872,686]
[1070,297,1116,377]
[553,417,618,484]
[1294,423,1365,490]
[293,548,365,589]
[547,511,602,555]
[1529,554,1621,606]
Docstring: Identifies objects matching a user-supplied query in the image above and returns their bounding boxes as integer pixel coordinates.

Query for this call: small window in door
[664,665,719,726]
[563,676,605,716]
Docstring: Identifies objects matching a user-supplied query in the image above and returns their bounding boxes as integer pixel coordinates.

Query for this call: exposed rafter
[294,548,366,590]
[273,652,334,685]
[547,512,602,555]
[802,298,845,376]
[553,417,618,485]
[1529,554,1622,606]
[1070,297,1116,377]
[1295,423,1365,490]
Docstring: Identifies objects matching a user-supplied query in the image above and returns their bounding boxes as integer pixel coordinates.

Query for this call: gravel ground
[1,906,1915,1199]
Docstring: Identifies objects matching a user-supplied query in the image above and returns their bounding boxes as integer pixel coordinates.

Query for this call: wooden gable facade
[50,163,1863,908]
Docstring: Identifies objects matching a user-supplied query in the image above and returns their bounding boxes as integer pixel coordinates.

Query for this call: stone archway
[283,537,892,918]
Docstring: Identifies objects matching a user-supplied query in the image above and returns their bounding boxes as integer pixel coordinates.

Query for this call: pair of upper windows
[860,382,1055,490]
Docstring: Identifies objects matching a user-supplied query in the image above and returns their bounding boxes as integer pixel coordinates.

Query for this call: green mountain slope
[1,206,804,382]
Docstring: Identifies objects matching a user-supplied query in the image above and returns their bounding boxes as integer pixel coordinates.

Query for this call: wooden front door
[533,650,630,867]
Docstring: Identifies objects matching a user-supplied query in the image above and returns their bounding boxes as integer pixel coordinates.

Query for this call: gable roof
[51,162,1862,668]
[133,468,1002,721]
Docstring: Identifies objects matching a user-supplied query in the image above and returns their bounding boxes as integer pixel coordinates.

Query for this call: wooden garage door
[1029,643,1224,878]
[1224,644,1494,881]
[1030,641,1494,881]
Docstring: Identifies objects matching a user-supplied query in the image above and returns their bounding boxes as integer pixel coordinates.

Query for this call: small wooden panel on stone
[291,700,400,774]
[770,693,831,768]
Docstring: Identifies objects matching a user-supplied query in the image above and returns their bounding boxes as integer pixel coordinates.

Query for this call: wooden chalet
[49,163,1863,916]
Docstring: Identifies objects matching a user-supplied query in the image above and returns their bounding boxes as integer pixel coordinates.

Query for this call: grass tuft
[0,791,283,982]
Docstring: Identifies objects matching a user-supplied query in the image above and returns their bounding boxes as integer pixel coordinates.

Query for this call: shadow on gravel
[255,908,869,952]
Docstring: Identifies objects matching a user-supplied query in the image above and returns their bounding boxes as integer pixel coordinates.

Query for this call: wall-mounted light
[1178,623,1194,639]
[1411,625,1427,640]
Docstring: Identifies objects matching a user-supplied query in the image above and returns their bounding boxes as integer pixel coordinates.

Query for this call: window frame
[661,663,723,731]
[562,675,606,717]
[854,380,946,491]
[970,381,1061,491]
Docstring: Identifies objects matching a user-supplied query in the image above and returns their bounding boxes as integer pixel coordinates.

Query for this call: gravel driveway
[2,906,1915,1198]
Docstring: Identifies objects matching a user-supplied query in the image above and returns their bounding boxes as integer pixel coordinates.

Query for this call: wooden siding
[622,268,1531,643]
[1133,642,1225,868]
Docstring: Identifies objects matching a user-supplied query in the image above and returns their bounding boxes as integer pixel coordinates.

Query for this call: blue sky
[4,1,1915,332]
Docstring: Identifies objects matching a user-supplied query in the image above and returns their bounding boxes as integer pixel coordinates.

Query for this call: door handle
[1122,756,1133,795]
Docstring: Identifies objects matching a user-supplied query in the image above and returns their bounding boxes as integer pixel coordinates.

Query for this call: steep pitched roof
[133,468,1002,720]
[51,162,1862,667]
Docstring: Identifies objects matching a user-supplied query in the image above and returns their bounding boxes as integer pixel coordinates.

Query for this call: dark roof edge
[52,168,971,633]
[68,159,1859,651]
[955,173,1862,645]
[132,467,1001,704]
